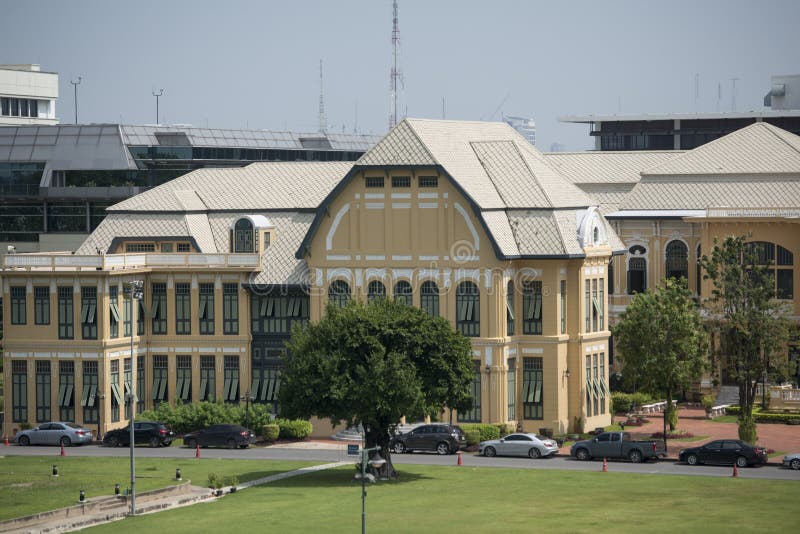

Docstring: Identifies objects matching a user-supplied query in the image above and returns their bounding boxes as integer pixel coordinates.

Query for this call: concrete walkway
[2,461,347,534]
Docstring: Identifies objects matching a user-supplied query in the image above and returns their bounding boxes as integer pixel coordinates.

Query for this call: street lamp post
[358,436,385,534]
[125,280,143,516]
[70,76,82,124]
[241,390,254,430]
[152,89,164,124]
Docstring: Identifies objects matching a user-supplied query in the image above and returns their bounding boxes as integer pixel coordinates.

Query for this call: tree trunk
[364,426,398,479]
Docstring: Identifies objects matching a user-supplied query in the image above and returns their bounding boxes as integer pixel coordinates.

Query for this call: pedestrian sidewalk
[1,461,347,534]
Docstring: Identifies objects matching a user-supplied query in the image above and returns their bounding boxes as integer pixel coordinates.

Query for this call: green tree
[701,236,792,443]
[280,298,474,478]
[612,278,708,447]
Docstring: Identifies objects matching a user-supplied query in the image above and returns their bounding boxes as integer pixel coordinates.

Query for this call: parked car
[102,421,175,447]
[783,452,800,470]
[479,433,559,459]
[183,424,255,449]
[15,422,93,447]
[570,431,666,463]
[679,439,768,468]
[391,424,466,455]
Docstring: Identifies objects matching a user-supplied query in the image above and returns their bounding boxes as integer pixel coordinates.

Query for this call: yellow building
[545,122,800,386]
[2,119,624,439]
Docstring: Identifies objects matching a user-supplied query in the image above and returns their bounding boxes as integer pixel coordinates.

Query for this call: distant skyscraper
[502,114,536,145]
[549,142,566,152]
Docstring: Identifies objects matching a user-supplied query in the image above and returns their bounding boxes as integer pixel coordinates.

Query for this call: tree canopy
[279,298,475,477]
[701,236,793,443]
[612,277,708,439]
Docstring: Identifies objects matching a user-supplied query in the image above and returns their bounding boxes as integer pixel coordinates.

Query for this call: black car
[679,439,768,468]
[103,421,175,448]
[183,424,255,449]
[391,424,466,455]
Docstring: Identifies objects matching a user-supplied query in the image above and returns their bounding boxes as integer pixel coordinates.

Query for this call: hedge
[724,406,800,423]
[458,424,501,442]
[611,392,656,414]
[136,400,274,434]
[262,423,280,442]
[276,418,313,440]
[464,429,481,446]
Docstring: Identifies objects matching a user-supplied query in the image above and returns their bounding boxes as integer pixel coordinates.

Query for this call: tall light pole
[152,89,164,124]
[125,280,143,516]
[70,76,82,124]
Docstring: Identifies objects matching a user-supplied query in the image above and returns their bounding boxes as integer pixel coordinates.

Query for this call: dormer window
[231,215,275,254]
[234,218,254,253]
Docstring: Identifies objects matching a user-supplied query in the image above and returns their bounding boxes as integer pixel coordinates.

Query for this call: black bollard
[79,489,85,503]
[176,468,182,480]
[52,465,58,477]
[115,483,121,496]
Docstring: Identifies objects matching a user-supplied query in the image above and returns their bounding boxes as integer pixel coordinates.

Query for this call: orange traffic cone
[602,457,608,472]
[457,452,463,466]
[60,444,66,457]
[195,443,201,459]
[732,463,738,477]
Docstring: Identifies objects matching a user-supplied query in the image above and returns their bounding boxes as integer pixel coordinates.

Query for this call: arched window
[628,257,647,294]
[506,281,515,336]
[367,280,386,303]
[665,240,688,281]
[456,281,480,337]
[696,244,702,296]
[393,280,412,306]
[328,280,351,308]
[233,218,254,253]
[420,281,439,317]
[522,281,542,335]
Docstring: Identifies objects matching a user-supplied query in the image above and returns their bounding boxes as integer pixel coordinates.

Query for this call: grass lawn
[81,463,800,534]
[0,456,317,521]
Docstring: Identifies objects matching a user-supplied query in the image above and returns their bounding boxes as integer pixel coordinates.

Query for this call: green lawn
[0,456,317,521]
[80,463,800,534]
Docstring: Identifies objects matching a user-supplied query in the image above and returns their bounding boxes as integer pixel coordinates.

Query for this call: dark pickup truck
[570,432,667,463]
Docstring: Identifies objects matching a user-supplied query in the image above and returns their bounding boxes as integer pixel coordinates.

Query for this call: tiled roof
[642,122,800,176]
[356,120,437,166]
[575,184,635,215]
[481,211,520,257]
[620,176,800,210]
[109,162,351,212]
[544,151,681,184]
[76,214,190,254]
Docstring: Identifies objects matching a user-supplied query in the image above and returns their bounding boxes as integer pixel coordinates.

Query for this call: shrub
[207,472,219,489]
[262,423,280,442]
[498,423,515,437]
[665,405,679,430]
[612,392,656,414]
[464,429,481,446]
[738,415,758,443]
[651,430,694,439]
[137,400,274,434]
[458,423,500,442]
[276,419,313,440]
[701,395,715,411]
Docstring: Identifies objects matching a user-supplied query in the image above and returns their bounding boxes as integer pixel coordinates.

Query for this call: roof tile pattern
[76,214,189,254]
[470,141,551,207]
[110,162,351,212]
[642,122,800,175]
[544,151,681,184]
[356,120,436,167]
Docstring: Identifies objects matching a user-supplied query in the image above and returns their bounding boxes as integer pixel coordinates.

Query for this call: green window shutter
[592,296,600,315]
[175,378,185,400]
[223,378,232,400]
[150,300,159,319]
[110,303,121,322]
[87,385,97,407]
[124,382,131,398]
[506,300,515,320]
[81,385,91,406]
[181,378,191,400]
[158,377,167,400]
[523,380,532,403]
[199,300,207,319]
[259,299,268,317]
[466,300,474,321]
[273,375,280,398]
[251,378,261,400]
[152,378,161,400]
[64,384,74,407]
[533,381,542,403]
[229,378,239,401]
[199,378,208,400]
[58,384,67,406]
[81,304,90,324]
[600,376,609,396]
[111,383,123,405]
[87,304,96,323]
[534,295,542,320]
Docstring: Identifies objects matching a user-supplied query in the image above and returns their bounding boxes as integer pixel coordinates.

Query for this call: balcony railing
[704,207,800,218]
[1,252,261,271]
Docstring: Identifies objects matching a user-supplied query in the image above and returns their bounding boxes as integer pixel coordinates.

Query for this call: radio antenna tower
[318,59,327,133]
[389,0,403,130]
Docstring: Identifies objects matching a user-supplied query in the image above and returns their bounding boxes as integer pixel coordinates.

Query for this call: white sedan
[479,433,559,459]
[783,452,800,470]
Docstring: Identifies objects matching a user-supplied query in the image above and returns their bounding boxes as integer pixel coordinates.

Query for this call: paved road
[3,444,799,481]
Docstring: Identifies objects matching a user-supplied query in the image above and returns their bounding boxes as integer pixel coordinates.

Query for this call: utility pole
[318,60,326,133]
[730,77,739,112]
[388,0,402,130]
[152,89,164,124]
[70,76,82,124]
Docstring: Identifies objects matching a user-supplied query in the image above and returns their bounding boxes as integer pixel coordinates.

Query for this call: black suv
[103,421,175,447]
[391,424,466,455]
[183,424,256,449]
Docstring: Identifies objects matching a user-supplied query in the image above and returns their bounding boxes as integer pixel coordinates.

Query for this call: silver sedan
[15,422,94,447]
[783,452,800,470]
[479,433,559,459]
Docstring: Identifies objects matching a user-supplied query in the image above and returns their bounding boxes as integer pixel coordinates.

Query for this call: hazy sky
[3,0,799,150]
